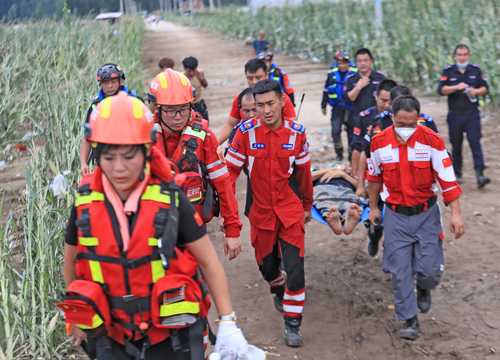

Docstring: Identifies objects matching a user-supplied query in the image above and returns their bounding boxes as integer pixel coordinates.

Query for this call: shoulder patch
[239,119,257,133]
[289,121,305,133]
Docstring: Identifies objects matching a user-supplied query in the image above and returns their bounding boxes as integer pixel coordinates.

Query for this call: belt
[386,196,437,216]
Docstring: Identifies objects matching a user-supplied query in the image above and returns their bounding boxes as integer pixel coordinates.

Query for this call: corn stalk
[0,16,145,359]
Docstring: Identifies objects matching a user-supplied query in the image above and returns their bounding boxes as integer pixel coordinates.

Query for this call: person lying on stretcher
[311,164,362,235]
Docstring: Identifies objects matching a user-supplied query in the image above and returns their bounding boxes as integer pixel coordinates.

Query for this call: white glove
[214,321,249,359]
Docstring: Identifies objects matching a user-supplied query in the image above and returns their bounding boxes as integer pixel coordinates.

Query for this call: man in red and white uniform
[366,95,465,341]
[217,58,296,155]
[225,79,312,348]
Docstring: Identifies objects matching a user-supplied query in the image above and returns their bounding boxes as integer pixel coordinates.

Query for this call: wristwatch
[219,312,237,322]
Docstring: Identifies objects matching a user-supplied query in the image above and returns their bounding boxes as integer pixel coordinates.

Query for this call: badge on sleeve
[442,157,453,168]
[440,75,448,81]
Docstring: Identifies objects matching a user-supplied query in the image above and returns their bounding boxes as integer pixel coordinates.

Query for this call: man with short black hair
[351,78,397,175]
[217,59,296,153]
[437,44,490,188]
[226,79,312,348]
[182,56,210,121]
[345,48,385,155]
[367,95,464,340]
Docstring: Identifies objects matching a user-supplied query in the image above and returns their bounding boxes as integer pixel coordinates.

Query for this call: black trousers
[447,109,485,174]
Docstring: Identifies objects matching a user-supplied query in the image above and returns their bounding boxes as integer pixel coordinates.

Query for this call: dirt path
[144,20,500,360]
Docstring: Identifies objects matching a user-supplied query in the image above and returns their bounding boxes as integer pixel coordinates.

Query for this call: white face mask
[457,62,469,70]
[395,127,416,142]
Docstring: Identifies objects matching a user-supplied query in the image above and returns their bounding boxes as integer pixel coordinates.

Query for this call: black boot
[283,317,303,347]
[272,293,283,313]
[335,145,344,162]
[417,286,432,313]
[399,316,420,340]
[476,169,490,189]
[367,223,383,257]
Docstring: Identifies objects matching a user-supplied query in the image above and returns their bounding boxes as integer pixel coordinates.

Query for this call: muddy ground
[143,21,500,360]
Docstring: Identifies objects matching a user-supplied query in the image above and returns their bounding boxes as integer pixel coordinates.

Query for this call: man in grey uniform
[366,95,465,340]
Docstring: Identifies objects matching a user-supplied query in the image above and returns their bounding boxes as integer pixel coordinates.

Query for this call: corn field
[169,0,499,102]
[0,17,145,359]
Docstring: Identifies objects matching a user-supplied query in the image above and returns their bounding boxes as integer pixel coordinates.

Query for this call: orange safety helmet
[86,92,155,145]
[148,69,194,106]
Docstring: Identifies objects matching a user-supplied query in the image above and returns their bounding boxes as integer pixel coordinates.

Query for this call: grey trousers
[383,203,444,320]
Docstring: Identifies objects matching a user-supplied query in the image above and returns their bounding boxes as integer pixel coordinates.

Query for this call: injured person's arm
[311,167,359,188]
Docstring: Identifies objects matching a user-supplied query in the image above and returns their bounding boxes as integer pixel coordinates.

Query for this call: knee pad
[416,272,441,290]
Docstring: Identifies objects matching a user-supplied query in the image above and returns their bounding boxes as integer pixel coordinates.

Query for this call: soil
[143,21,500,360]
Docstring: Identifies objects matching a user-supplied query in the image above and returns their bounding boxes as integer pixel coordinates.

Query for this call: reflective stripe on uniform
[287,129,297,174]
[206,160,223,170]
[89,260,104,283]
[282,304,303,314]
[160,301,200,317]
[79,237,99,246]
[75,192,105,206]
[225,154,244,167]
[151,260,165,283]
[141,185,174,205]
[295,154,310,165]
[148,237,166,282]
[208,167,228,180]
[77,313,104,330]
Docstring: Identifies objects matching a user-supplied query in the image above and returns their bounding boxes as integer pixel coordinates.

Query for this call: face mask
[457,62,469,70]
[395,127,416,142]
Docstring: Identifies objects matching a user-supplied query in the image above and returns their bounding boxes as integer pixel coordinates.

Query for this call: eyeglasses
[160,106,191,118]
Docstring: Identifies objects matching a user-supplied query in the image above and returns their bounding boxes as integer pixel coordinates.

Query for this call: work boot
[272,293,283,313]
[417,286,432,313]
[334,145,344,162]
[399,316,420,340]
[475,169,490,189]
[283,318,303,347]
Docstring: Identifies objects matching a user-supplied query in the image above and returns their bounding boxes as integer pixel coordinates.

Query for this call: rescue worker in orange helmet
[60,93,250,359]
[79,63,142,176]
[226,80,313,348]
[148,69,242,260]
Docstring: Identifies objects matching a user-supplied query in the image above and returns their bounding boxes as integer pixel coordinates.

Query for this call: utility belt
[386,196,437,216]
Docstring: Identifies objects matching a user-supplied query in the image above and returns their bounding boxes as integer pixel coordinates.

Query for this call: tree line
[0,0,247,20]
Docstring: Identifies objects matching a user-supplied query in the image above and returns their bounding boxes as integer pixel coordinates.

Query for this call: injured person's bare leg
[343,203,362,235]
[326,207,343,234]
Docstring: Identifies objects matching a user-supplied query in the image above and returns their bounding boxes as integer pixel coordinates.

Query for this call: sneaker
[283,318,303,347]
[417,287,432,313]
[335,153,344,162]
[399,316,420,340]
